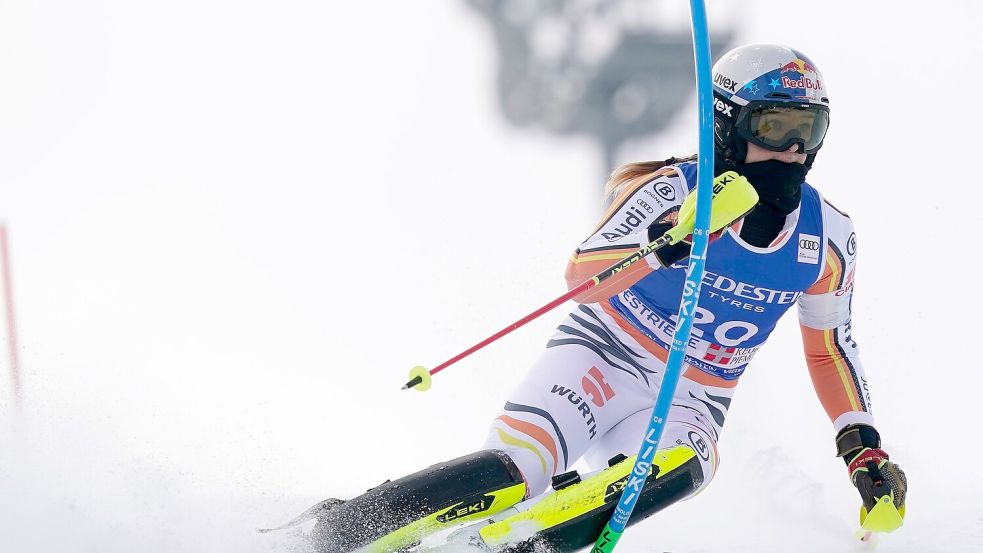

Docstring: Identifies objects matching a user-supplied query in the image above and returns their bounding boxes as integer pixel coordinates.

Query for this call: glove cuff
[835,424,881,465]
[847,447,889,475]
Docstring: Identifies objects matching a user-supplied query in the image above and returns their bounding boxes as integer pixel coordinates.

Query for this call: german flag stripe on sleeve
[806,239,846,295]
[565,247,653,304]
[801,324,867,421]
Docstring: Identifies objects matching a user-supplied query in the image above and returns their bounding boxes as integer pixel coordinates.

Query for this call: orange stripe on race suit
[565,248,654,304]
[682,365,740,389]
[800,325,863,422]
[771,229,789,248]
[565,168,682,303]
[497,415,559,472]
[598,301,739,389]
[598,300,670,364]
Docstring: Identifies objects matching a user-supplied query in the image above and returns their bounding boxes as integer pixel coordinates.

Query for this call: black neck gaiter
[714,154,811,247]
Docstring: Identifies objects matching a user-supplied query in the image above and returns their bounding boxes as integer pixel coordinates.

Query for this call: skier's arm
[798,206,907,532]
[796,208,873,430]
[565,168,686,303]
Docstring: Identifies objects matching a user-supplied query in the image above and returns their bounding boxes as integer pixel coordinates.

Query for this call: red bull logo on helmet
[777,57,823,93]
[779,58,817,75]
[780,75,823,90]
[780,75,823,91]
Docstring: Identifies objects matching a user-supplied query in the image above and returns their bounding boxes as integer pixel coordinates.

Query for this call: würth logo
[582,366,615,407]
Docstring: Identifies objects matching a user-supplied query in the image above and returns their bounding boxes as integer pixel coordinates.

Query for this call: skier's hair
[603,155,697,201]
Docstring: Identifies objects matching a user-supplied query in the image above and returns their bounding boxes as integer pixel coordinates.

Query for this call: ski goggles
[735,101,830,154]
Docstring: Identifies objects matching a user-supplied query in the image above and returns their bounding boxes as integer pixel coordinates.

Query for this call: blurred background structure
[467,0,735,173]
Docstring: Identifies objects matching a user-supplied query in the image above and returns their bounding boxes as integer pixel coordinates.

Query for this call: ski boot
[305,450,527,553]
[427,444,703,553]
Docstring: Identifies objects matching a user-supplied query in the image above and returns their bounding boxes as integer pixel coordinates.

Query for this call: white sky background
[1,1,981,552]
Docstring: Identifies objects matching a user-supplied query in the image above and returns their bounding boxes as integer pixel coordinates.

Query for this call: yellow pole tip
[406,365,433,392]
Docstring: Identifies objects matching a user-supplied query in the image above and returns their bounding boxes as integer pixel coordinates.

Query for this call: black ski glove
[835,424,907,533]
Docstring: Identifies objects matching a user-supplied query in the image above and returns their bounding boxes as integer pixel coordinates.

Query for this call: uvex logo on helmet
[713,73,739,93]
[713,98,734,118]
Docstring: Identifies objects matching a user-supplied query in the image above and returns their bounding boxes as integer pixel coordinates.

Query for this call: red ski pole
[401,172,758,391]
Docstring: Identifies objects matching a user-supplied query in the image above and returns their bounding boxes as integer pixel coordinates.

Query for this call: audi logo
[636,198,654,214]
[799,239,820,251]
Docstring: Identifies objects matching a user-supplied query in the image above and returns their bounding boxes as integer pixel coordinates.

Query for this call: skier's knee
[665,424,719,497]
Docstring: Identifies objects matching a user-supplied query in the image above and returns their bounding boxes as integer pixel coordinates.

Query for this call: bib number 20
[675,307,758,347]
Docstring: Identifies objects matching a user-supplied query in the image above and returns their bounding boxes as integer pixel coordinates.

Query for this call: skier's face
[744,141,807,165]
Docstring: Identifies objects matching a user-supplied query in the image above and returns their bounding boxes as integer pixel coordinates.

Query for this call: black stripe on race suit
[549,307,655,384]
[574,305,647,363]
[704,391,732,409]
[688,392,728,429]
[556,317,653,376]
[504,401,571,470]
[548,335,653,386]
[827,240,847,289]
[832,325,868,412]
[671,403,720,442]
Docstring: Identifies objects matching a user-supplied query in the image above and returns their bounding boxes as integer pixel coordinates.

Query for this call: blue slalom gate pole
[591,1,715,551]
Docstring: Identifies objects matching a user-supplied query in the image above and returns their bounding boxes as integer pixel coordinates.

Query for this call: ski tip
[257,525,291,534]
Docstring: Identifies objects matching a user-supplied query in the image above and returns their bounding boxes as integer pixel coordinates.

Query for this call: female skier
[304,44,907,553]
